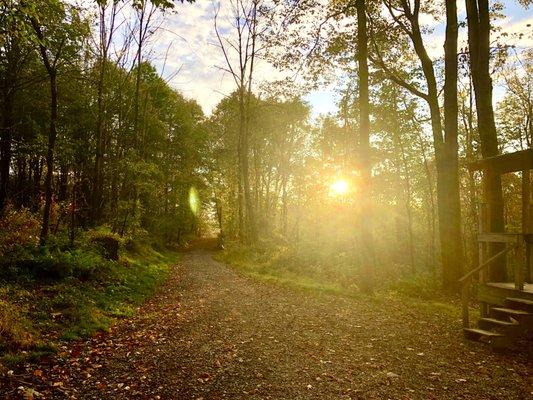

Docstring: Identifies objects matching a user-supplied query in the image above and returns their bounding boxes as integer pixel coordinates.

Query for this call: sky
[146,0,532,117]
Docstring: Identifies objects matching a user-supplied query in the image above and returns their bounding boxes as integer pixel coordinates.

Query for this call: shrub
[1,247,111,281]
[0,300,34,352]
[91,235,120,260]
[57,249,111,281]
[0,206,40,257]
[388,273,441,300]
[30,250,70,279]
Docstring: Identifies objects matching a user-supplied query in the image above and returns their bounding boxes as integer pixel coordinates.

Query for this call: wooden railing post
[478,203,488,317]
[524,169,532,283]
[515,237,525,291]
[478,203,488,284]
[461,277,470,328]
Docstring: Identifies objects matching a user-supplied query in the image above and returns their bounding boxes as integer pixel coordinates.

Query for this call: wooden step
[464,327,503,338]
[491,307,532,323]
[479,317,517,329]
[463,328,509,350]
[506,297,533,313]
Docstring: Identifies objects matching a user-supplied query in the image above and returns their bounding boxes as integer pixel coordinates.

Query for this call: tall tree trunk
[281,174,288,237]
[356,0,375,293]
[30,17,60,245]
[40,70,58,245]
[461,78,480,272]
[391,95,416,274]
[240,88,256,243]
[237,162,244,240]
[465,0,506,281]
[0,82,14,213]
[93,57,106,221]
[93,2,118,222]
[441,0,464,290]
[0,39,18,213]
[398,0,463,290]
[31,157,42,212]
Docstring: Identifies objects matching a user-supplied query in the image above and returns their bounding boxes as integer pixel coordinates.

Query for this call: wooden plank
[478,233,521,243]
[523,170,531,233]
[525,170,532,282]
[469,148,533,174]
[479,203,487,283]
[459,245,515,283]
[487,282,533,294]
[464,327,503,337]
[478,284,508,306]
[515,240,525,291]
[479,283,533,305]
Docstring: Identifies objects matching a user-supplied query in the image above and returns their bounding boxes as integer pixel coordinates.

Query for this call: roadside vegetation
[0,207,180,368]
[216,240,474,322]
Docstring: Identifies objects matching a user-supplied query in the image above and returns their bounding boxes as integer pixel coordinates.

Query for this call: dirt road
[2,249,531,399]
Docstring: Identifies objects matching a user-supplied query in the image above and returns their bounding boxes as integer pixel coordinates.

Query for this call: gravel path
[1,249,532,399]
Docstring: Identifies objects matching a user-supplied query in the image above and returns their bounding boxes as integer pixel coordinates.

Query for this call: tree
[0,1,32,212]
[214,0,263,243]
[26,0,87,245]
[465,0,505,280]
[355,0,376,292]
[497,50,532,151]
[370,0,464,290]
[442,0,463,289]
[91,0,121,222]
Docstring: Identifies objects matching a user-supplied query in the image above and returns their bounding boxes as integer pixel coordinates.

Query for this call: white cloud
[146,1,285,115]
[140,0,530,116]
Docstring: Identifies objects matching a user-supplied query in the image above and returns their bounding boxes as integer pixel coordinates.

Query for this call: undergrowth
[217,240,462,317]
[0,227,179,367]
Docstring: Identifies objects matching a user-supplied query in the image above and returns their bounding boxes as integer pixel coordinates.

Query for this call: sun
[330,179,350,197]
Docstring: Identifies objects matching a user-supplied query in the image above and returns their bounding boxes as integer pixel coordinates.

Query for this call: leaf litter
[1,249,531,399]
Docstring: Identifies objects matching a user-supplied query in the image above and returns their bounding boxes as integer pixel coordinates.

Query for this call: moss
[0,243,179,365]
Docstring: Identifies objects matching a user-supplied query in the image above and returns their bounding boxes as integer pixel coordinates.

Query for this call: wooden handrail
[477,233,522,243]
[460,242,518,328]
[459,244,517,283]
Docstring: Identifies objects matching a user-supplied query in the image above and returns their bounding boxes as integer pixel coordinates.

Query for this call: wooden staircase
[459,229,533,350]
[464,151,533,349]
[463,290,533,349]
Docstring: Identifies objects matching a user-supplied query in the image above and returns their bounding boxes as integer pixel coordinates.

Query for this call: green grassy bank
[0,235,179,368]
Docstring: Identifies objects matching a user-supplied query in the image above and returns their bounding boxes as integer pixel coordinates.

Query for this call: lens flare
[330,179,349,196]
[189,186,200,216]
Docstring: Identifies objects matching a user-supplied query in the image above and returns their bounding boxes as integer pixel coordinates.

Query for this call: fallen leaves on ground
[0,249,531,399]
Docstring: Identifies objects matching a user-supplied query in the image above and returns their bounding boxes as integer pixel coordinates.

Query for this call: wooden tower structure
[460,148,533,348]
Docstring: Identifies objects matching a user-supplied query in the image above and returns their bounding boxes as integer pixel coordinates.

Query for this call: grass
[217,241,469,320]
[215,241,358,296]
[0,244,179,367]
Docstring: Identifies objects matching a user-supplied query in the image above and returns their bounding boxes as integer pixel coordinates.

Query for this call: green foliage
[0,244,178,361]
[217,240,358,295]
[219,241,451,303]
[0,299,35,352]
[385,274,443,301]
[84,229,122,260]
[0,207,40,256]
[26,248,107,280]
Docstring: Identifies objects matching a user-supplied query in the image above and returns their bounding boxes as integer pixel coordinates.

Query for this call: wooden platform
[479,282,533,306]
[487,282,533,294]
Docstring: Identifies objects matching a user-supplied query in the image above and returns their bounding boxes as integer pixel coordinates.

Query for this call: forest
[0,0,532,399]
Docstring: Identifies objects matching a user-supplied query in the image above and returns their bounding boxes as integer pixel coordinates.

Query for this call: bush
[387,273,441,300]
[91,235,120,260]
[0,300,34,352]
[0,246,112,282]
[57,249,111,281]
[0,206,40,257]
